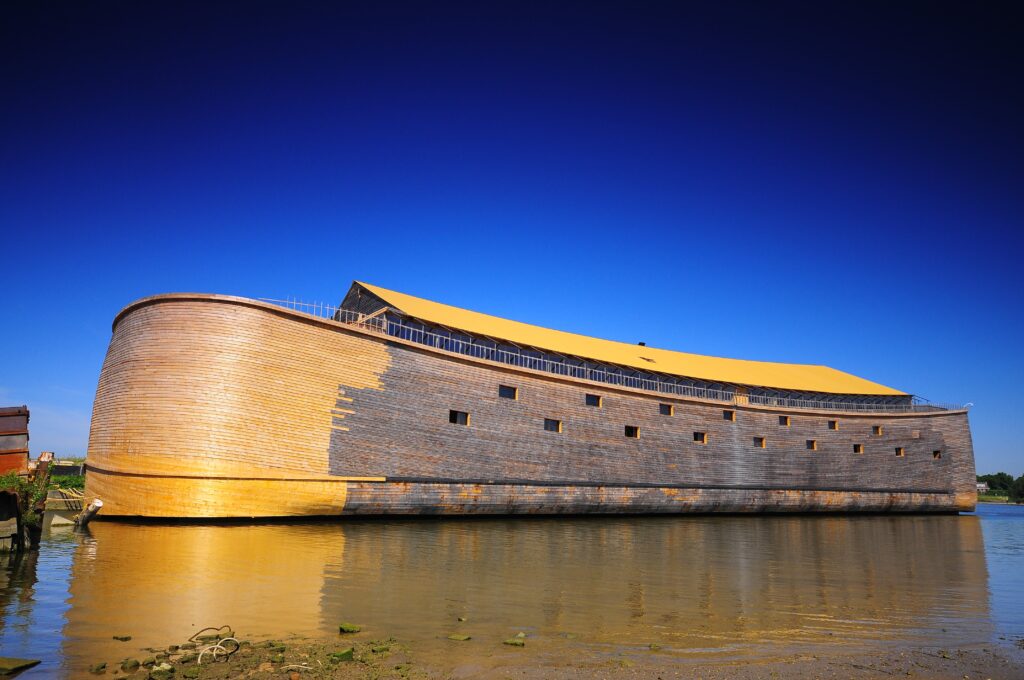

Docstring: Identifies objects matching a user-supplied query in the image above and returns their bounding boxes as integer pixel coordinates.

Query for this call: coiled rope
[189,625,239,665]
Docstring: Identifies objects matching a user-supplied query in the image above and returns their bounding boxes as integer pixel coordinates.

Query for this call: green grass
[50,474,85,490]
[978,493,1010,503]
[1,470,84,493]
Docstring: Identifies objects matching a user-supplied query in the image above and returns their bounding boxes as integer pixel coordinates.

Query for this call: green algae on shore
[0,657,41,675]
[76,632,1024,680]
[86,635,419,679]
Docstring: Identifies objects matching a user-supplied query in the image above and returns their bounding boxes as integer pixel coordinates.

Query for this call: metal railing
[260,298,386,332]
[259,298,337,320]
[259,297,965,414]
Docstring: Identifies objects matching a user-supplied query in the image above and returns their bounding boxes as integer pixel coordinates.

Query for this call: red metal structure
[0,406,30,474]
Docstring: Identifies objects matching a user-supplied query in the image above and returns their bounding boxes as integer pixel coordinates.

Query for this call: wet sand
[90,632,1024,680]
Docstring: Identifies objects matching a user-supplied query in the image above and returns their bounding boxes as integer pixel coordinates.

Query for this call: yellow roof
[355,282,906,396]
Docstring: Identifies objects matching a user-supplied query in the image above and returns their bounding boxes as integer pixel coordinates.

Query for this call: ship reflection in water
[3,514,994,675]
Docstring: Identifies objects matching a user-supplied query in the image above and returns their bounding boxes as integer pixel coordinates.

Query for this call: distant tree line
[977,473,1024,502]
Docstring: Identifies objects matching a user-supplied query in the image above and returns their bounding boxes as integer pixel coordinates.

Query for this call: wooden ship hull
[85,286,976,518]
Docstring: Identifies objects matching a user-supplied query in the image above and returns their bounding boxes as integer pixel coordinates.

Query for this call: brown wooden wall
[0,406,29,474]
[85,295,976,517]
[85,295,391,516]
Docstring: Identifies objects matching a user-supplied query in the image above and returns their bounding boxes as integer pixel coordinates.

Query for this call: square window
[449,410,469,426]
[933,450,942,460]
[498,385,518,400]
[544,418,562,433]
[779,415,790,427]
[585,394,603,407]
[872,425,883,436]
[828,420,839,430]
[853,443,864,454]
[659,403,674,416]
[753,436,766,449]
[895,447,905,457]
[806,439,817,451]
[625,425,640,439]
[693,431,708,444]
[723,410,735,422]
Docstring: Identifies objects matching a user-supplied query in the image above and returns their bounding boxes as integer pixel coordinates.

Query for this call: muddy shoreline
[11,510,1021,679]
[80,629,1024,680]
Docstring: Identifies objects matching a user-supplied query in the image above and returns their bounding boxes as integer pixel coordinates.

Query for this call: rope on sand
[197,638,239,665]
[190,625,240,665]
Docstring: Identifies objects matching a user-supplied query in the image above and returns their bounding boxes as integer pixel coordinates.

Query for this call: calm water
[2,505,1022,676]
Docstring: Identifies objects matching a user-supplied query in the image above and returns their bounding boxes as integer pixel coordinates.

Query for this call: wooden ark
[84,282,976,518]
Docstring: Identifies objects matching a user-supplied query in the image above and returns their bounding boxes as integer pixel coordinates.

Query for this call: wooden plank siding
[85,294,976,518]
[0,406,30,474]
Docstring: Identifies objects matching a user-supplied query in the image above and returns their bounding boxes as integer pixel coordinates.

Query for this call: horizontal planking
[86,295,976,517]
[342,482,963,514]
[330,339,976,509]
[87,298,392,515]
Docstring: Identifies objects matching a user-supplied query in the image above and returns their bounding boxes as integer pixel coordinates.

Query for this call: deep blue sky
[2,1,1021,474]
